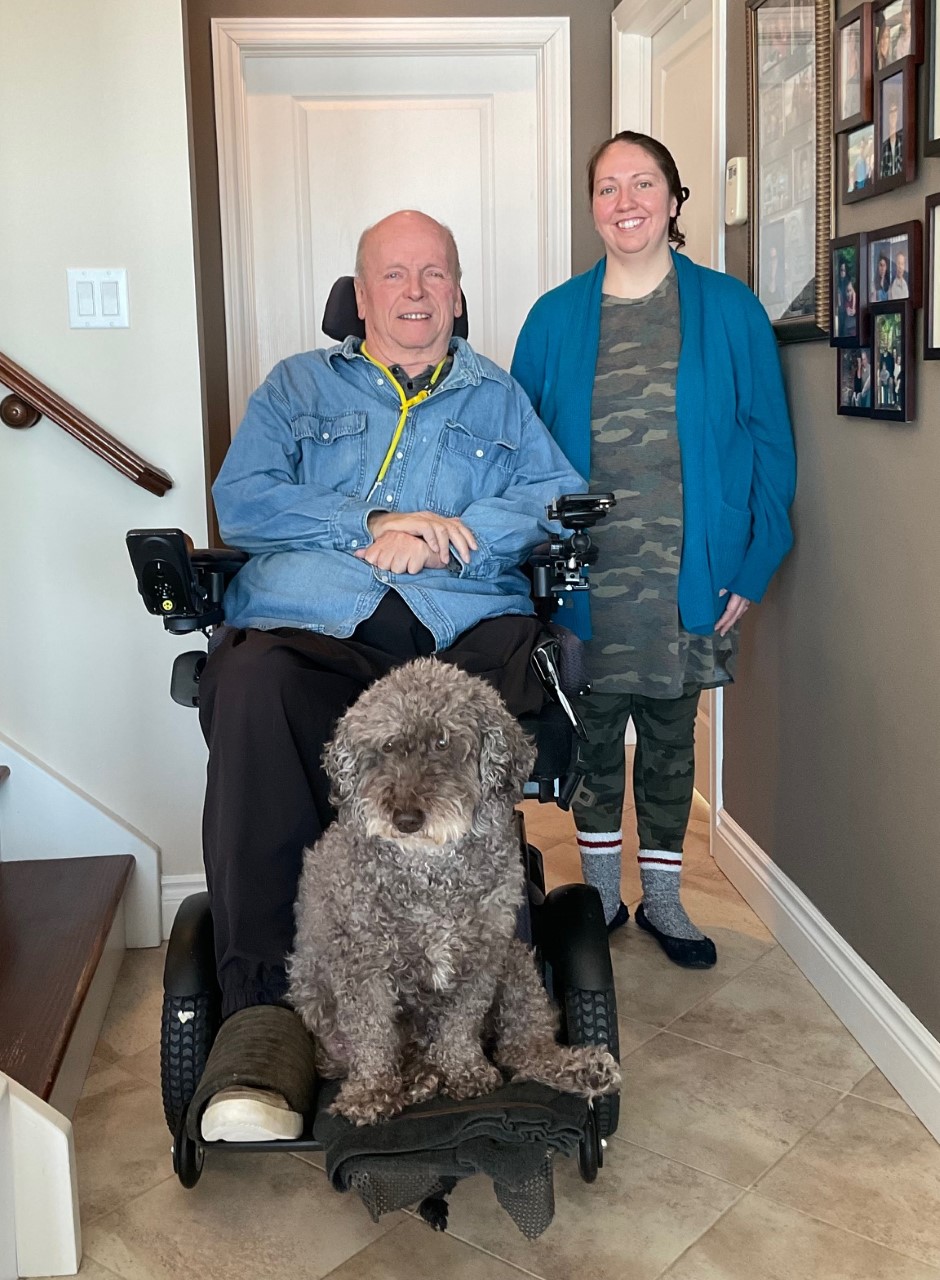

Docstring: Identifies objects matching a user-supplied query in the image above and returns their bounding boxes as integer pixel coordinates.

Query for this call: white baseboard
[161,873,207,939]
[714,808,940,1144]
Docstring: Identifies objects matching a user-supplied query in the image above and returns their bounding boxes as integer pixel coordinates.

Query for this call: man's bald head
[355,211,462,282]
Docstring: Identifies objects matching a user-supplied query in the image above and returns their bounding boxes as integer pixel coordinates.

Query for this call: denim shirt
[213,337,585,648]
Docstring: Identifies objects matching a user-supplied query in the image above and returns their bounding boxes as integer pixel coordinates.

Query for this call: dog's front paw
[331,1073,406,1125]
[403,1066,443,1106]
[442,1056,503,1101]
[553,1046,621,1097]
[513,1045,621,1098]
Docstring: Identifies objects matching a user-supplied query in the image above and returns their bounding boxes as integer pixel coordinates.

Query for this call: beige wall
[723,0,940,1038]
[0,0,210,881]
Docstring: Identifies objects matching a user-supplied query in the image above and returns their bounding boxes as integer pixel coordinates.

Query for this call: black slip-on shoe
[635,902,717,968]
[607,901,630,934]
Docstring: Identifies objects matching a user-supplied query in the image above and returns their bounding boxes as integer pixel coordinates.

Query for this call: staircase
[0,757,144,1279]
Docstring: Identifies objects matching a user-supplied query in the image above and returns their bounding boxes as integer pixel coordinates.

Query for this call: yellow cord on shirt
[361,343,447,501]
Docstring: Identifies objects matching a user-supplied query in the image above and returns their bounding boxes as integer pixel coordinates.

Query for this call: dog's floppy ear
[323,714,357,809]
[479,704,537,802]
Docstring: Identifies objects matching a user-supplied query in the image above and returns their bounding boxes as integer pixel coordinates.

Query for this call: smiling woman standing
[512,132,796,967]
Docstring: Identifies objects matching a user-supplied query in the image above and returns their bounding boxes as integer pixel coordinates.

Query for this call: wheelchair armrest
[530,492,616,607]
[126,528,248,635]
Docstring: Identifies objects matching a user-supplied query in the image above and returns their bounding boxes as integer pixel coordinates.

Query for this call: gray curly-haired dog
[287,658,620,1125]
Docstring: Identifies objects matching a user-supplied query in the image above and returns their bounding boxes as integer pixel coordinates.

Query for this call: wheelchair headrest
[322,276,469,342]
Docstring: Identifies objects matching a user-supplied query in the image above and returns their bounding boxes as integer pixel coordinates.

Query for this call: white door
[612,0,726,810]
[651,0,718,270]
[212,18,570,433]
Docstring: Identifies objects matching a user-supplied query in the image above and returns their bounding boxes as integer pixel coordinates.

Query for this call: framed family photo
[834,4,873,133]
[924,192,940,356]
[874,63,917,191]
[747,0,833,341]
[867,219,922,306]
[874,0,924,69]
[830,233,868,345]
[870,301,914,419]
[837,346,874,414]
[843,121,877,201]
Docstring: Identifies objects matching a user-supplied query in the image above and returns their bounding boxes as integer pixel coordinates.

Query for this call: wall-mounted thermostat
[725,156,748,227]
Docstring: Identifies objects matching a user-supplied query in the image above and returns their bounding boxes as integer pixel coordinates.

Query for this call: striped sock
[638,849,704,941]
[576,829,623,924]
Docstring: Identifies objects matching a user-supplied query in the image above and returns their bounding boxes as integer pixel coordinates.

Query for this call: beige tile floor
[51,793,940,1280]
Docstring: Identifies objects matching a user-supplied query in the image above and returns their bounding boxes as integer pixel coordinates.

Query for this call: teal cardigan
[511,250,796,638]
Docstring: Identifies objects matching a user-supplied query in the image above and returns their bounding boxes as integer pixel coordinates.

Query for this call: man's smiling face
[354,211,462,374]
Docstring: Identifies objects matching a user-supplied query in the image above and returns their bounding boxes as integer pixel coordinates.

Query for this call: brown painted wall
[183,0,617,494]
[724,0,940,1037]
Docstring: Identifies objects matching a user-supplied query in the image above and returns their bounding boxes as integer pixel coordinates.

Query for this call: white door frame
[610,0,728,831]
[211,16,571,432]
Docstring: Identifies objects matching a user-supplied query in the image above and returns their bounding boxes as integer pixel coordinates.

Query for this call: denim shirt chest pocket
[290,411,368,497]
[428,419,518,516]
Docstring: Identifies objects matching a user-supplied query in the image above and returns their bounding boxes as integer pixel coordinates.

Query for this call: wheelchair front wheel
[173,1109,204,1188]
[578,1106,600,1183]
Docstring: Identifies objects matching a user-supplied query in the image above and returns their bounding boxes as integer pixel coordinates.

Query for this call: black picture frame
[836,345,875,415]
[873,63,917,192]
[842,122,878,201]
[747,0,833,341]
[867,219,922,308]
[835,4,874,133]
[830,233,869,345]
[873,0,924,71]
[924,192,940,356]
[870,301,914,419]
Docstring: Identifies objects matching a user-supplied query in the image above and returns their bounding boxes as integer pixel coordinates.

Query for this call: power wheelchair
[126,279,621,1228]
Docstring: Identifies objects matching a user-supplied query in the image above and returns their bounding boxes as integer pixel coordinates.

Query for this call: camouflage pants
[571,688,700,851]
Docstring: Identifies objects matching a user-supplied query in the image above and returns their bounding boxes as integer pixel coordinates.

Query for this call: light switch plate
[67,268,129,328]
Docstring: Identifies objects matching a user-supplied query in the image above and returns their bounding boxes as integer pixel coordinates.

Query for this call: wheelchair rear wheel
[563,987,620,1140]
[161,991,220,1135]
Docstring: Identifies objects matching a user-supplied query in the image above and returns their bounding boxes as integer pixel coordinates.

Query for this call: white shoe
[200,1086,303,1142]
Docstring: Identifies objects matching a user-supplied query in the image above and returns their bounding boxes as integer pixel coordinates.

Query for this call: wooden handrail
[0,351,173,496]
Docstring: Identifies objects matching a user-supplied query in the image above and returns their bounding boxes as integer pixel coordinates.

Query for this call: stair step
[0,855,134,1101]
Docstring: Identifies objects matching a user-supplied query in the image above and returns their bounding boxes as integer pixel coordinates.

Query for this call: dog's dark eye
[433,733,449,752]
[382,740,395,754]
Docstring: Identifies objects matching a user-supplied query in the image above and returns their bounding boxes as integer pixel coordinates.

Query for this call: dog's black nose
[393,808,425,834]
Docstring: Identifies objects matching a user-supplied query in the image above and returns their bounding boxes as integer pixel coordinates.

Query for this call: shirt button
[386,494,394,504]
[350,539,358,548]
[375,377,383,385]
[321,432,330,440]
[396,451,404,460]
[475,448,484,458]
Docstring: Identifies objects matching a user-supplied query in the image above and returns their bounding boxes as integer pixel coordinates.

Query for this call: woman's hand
[715,589,751,636]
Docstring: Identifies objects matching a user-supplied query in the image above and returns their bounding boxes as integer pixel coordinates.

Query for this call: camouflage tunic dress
[586,267,737,696]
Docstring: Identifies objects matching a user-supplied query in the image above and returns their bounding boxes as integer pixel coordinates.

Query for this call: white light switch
[67,268,129,328]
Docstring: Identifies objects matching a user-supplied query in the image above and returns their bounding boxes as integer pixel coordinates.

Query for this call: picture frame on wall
[927,0,940,153]
[924,192,940,356]
[747,0,833,341]
[837,345,875,414]
[870,301,914,419]
[830,233,868,346]
[867,219,922,306]
[842,121,877,200]
[834,4,873,133]
[874,63,917,191]
[873,0,924,70]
